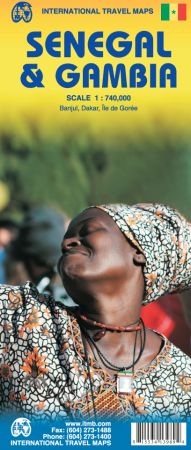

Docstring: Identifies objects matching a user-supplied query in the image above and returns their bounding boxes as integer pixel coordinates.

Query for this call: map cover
[0,0,190,448]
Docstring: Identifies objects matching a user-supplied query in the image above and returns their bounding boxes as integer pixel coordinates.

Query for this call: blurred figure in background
[5,206,73,305]
[0,218,18,283]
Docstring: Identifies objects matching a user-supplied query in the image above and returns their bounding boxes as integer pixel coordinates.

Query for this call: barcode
[131,422,186,445]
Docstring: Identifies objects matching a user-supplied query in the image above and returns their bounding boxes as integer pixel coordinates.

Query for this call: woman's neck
[78,291,142,329]
[72,262,144,328]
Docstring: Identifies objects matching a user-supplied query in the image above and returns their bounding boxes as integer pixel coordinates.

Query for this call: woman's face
[58,208,144,303]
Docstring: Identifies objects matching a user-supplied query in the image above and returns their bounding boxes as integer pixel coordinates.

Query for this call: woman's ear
[133,250,146,266]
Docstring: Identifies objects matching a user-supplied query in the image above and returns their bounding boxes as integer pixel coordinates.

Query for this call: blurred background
[0,120,191,219]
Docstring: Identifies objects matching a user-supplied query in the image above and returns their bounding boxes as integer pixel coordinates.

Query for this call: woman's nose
[62,236,81,250]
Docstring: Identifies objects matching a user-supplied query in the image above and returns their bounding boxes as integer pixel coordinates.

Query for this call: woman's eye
[80,226,94,236]
[80,225,105,236]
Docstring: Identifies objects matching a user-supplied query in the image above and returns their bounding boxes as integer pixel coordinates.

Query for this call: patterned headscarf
[96,204,191,305]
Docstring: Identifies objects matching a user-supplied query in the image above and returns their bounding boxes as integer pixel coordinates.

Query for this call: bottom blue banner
[0,416,191,450]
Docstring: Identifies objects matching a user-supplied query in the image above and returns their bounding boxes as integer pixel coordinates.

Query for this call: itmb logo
[11,418,32,437]
[12,2,32,23]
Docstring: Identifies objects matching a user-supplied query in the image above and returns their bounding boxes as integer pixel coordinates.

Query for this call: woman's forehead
[68,207,116,230]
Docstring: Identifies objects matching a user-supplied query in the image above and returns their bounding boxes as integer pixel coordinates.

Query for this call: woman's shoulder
[169,340,191,366]
[0,280,72,319]
[0,280,47,307]
[156,333,191,381]
[147,328,191,365]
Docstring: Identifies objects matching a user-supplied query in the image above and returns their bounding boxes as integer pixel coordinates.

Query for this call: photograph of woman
[0,202,191,421]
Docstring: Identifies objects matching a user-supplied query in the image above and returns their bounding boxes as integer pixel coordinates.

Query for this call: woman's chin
[60,261,87,282]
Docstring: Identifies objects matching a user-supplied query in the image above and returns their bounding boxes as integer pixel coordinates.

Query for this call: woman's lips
[62,249,90,257]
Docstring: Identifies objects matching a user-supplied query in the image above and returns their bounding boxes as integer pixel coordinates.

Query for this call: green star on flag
[161,3,187,20]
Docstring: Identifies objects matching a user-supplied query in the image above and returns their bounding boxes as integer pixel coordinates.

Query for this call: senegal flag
[161,3,187,20]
